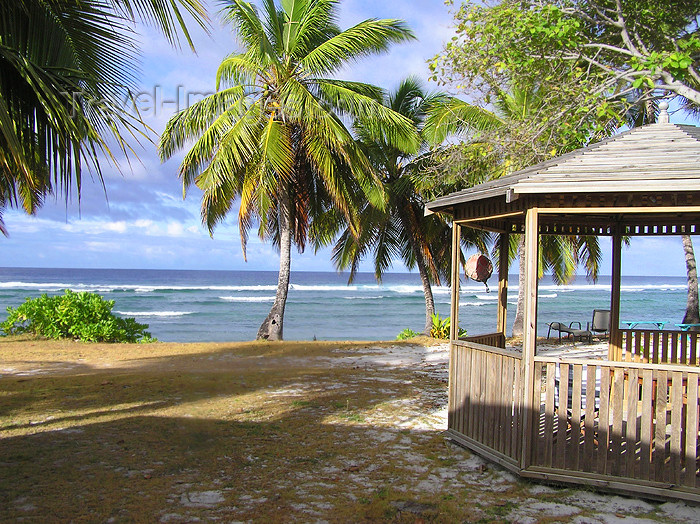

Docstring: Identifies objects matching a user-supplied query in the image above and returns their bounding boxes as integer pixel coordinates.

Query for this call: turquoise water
[0,267,691,342]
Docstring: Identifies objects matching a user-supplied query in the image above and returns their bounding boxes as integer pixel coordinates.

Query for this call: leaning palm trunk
[512,236,526,337]
[682,235,700,326]
[415,251,437,335]
[257,189,292,340]
[400,211,437,335]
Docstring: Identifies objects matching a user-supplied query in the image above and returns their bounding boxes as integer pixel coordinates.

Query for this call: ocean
[0,267,692,342]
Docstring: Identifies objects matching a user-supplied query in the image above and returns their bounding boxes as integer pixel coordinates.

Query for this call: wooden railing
[460,332,506,349]
[448,337,700,501]
[530,357,699,493]
[613,329,700,365]
[449,340,523,468]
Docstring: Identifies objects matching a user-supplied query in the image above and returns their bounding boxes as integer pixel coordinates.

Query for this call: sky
[1,0,697,277]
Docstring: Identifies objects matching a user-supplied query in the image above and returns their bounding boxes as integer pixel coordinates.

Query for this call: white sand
[345,341,699,523]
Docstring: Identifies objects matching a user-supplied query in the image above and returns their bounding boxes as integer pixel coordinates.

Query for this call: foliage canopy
[0,0,208,233]
[431,0,700,142]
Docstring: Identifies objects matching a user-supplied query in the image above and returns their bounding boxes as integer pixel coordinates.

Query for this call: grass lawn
[0,337,692,523]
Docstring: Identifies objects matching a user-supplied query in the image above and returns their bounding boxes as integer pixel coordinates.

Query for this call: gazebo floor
[507,340,609,360]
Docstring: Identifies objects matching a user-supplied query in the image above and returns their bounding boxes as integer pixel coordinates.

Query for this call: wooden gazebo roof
[426,113,700,236]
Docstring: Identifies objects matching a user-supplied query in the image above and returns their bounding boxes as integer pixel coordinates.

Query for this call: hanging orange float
[465,253,493,292]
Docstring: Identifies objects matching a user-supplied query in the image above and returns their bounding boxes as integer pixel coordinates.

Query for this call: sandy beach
[0,336,698,523]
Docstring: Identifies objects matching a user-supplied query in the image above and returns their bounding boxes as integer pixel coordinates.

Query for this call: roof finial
[658,100,670,124]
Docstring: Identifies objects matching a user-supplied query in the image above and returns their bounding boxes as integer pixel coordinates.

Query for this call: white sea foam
[0,281,281,292]
[384,285,419,294]
[0,281,103,291]
[535,283,687,292]
[219,296,275,302]
[459,301,490,307]
[2,280,683,294]
[115,311,193,317]
[538,293,558,298]
[473,294,499,301]
[289,284,358,291]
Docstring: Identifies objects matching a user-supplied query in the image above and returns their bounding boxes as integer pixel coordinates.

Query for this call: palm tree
[0,0,208,233]
[331,77,489,335]
[159,0,418,340]
[682,235,700,325]
[426,85,602,337]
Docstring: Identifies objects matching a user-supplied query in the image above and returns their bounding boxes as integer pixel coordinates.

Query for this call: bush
[396,328,420,340]
[429,313,467,339]
[1,290,155,343]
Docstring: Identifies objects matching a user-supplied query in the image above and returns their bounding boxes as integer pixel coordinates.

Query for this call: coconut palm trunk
[682,235,700,326]
[412,241,437,335]
[512,236,526,337]
[257,188,293,341]
[418,264,437,335]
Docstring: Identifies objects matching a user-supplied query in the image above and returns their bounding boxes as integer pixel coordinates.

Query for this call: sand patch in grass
[0,336,696,523]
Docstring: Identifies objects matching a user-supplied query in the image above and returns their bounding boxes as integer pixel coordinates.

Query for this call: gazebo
[425,104,700,502]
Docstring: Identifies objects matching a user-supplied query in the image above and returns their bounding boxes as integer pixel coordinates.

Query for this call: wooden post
[450,222,461,341]
[609,231,622,360]
[497,232,510,340]
[520,208,539,469]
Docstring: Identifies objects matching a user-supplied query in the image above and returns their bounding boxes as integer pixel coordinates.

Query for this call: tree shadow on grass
[0,341,469,522]
[0,340,444,428]
[0,406,464,522]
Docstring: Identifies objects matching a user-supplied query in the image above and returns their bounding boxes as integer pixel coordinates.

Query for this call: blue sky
[1,0,696,277]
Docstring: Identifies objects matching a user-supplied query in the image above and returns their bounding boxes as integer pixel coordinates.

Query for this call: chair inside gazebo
[428,111,700,502]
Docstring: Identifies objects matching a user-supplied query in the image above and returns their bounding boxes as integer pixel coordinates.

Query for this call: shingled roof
[426,111,700,214]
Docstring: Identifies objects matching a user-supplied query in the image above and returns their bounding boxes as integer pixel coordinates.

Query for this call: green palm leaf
[301,18,415,74]
[1,0,208,230]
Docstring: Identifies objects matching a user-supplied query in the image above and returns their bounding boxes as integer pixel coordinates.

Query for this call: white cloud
[104,221,128,233]
[166,222,185,236]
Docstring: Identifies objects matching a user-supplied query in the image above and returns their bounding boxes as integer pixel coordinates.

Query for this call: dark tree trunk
[682,235,700,325]
[512,236,526,337]
[415,248,437,335]
[257,188,292,341]
[402,213,437,335]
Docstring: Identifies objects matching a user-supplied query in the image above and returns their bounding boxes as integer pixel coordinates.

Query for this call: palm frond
[423,98,505,144]
[300,18,415,75]
[221,0,277,65]
[315,79,419,153]
[112,0,209,50]
[1,0,208,226]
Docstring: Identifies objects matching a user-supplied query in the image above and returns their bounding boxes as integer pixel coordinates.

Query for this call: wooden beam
[458,211,525,224]
[609,232,623,360]
[446,429,521,473]
[520,207,539,469]
[450,223,461,341]
[497,233,509,336]
[520,468,700,504]
[453,222,509,234]
[536,206,700,215]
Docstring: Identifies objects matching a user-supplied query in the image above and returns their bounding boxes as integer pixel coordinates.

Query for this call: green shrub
[396,328,420,340]
[1,290,155,343]
[429,313,467,339]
